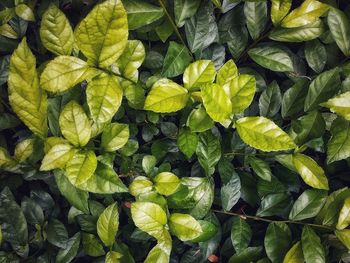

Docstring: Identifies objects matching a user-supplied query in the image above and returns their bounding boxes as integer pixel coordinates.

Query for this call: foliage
[1,0,350,262]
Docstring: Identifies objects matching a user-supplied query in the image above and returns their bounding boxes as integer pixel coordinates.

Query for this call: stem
[212,209,334,231]
[157,0,194,60]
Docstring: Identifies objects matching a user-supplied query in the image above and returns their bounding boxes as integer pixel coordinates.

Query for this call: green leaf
[292,153,329,190]
[154,172,180,196]
[230,217,252,254]
[174,0,201,27]
[142,155,157,175]
[177,128,198,159]
[77,162,127,194]
[196,131,221,176]
[131,201,167,239]
[248,45,294,72]
[161,41,192,78]
[283,241,304,263]
[15,4,35,22]
[183,60,216,90]
[256,192,293,217]
[191,220,218,242]
[301,226,325,263]
[221,170,241,211]
[321,92,350,121]
[259,81,281,118]
[86,74,123,132]
[249,156,272,182]
[8,38,48,137]
[97,203,119,247]
[59,101,91,147]
[75,0,128,68]
[289,189,327,221]
[123,0,163,30]
[327,117,350,163]
[82,233,105,257]
[264,222,292,263]
[101,123,129,152]
[336,197,350,230]
[65,150,97,186]
[144,78,189,113]
[327,8,350,57]
[201,83,232,123]
[305,39,327,73]
[244,1,267,40]
[229,247,264,263]
[187,106,214,132]
[271,0,292,25]
[282,79,309,118]
[54,170,89,213]
[106,251,123,263]
[40,144,75,171]
[281,0,329,28]
[225,74,256,114]
[236,116,296,152]
[56,233,80,263]
[40,56,101,93]
[169,213,202,241]
[40,4,74,55]
[216,59,238,86]
[335,229,350,250]
[46,219,68,248]
[304,67,341,112]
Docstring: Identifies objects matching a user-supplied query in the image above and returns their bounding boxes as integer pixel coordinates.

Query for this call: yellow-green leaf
[337,197,350,230]
[40,4,74,56]
[101,123,129,152]
[40,56,100,93]
[335,229,350,250]
[0,147,17,170]
[281,0,329,28]
[283,241,304,263]
[106,251,123,263]
[15,4,35,22]
[216,59,238,86]
[65,150,97,186]
[59,101,91,147]
[271,0,292,25]
[14,138,35,163]
[144,78,189,113]
[97,203,119,247]
[40,144,75,171]
[201,83,232,123]
[321,92,350,121]
[129,176,153,197]
[0,24,18,39]
[154,172,180,196]
[168,213,202,241]
[292,153,329,190]
[8,38,48,137]
[236,116,296,152]
[183,60,216,90]
[75,0,128,68]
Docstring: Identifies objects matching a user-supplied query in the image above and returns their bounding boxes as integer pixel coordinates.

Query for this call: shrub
[0,0,350,262]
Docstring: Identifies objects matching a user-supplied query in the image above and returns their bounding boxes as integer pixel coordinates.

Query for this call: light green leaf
[40,143,75,171]
[144,240,171,263]
[230,217,252,254]
[177,128,198,159]
[129,176,153,197]
[75,0,128,68]
[201,83,232,123]
[14,138,34,163]
[15,4,35,22]
[187,106,214,133]
[191,220,218,242]
[281,0,329,28]
[216,59,238,86]
[59,101,91,147]
[154,172,180,196]
[224,74,256,114]
[40,56,101,93]
[161,41,192,78]
[174,0,201,27]
[40,4,74,55]
[101,123,129,152]
[142,155,157,175]
[301,226,325,263]
[292,153,329,190]
[8,38,48,137]
[321,92,350,120]
[305,39,327,73]
[144,78,189,113]
[289,189,327,221]
[283,241,304,263]
[87,75,123,133]
[244,1,267,40]
[335,229,350,250]
[249,157,272,182]
[97,203,119,247]
[304,67,341,112]
[169,213,202,241]
[264,222,292,263]
[271,0,292,25]
[327,117,350,163]
[106,251,123,263]
[65,150,97,186]
[337,197,350,230]
[183,60,216,90]
[327,8,350,57]
[82,233,105,257]
[131,201,167,239]
[248,45,294,72]
[236,116,296,152]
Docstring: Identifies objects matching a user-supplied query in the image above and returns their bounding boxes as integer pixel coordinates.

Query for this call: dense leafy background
[1,0,350,262]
